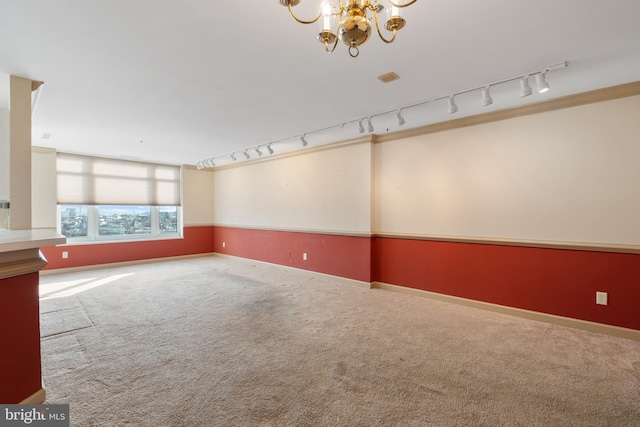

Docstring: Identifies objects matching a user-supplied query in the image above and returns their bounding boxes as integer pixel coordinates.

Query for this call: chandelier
[277,0,417,57]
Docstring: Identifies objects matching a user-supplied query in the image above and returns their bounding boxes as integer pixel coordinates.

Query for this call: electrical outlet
[62,251,68,259]
[303,253,307,261]
[596,291,608,306]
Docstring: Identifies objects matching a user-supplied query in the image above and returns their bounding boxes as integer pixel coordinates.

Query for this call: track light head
[208,159,216,168]
[366,117,374,133]
[357,119,365,134]
[267,143,274,155]
[535,72,550,93]
[520,75,533,97]
[196,161,204,170]
[396,109,405,126]
[301,135,308,146]
[230,153,237,161]
[255,147,263,156]
[243,150,250,160]
[448,96,458,114]
[481,86,493,106]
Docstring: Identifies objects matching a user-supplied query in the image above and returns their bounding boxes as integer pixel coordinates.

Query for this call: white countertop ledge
[0,229,67,253]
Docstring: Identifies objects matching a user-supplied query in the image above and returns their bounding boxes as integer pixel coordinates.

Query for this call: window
[57,154,182,243]
[59,205,180,241]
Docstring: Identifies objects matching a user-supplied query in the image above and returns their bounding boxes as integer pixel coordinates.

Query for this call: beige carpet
[39,255,640,426]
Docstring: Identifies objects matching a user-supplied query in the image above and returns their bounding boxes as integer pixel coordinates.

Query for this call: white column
[9,75,34,230]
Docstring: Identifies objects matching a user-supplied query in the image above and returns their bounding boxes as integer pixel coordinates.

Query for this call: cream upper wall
[183,166,214,226]
[213,140,372,234]
[374,94,640,245]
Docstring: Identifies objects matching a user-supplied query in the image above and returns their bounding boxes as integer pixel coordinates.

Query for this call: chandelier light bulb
[321,0,332,30]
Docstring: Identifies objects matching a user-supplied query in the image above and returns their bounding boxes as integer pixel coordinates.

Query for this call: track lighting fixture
[197,61,567,169]
[535,72,550,93]
[366,117,374,133]
[448,96,458,114]
[520,75,533,97]
[481,86,493,106]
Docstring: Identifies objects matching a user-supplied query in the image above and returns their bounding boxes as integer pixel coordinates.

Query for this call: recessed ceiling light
[377,72,400,83]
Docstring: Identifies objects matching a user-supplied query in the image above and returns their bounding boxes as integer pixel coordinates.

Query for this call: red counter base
[0,271,44,404]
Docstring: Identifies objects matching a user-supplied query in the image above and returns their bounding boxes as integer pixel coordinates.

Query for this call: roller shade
[57,153,181,205]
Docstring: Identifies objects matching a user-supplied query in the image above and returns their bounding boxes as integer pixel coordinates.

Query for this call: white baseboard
[372,282,640,342]
[20,388,46,404]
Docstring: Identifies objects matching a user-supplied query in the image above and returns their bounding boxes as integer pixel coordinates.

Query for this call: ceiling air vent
[377,72,400,83]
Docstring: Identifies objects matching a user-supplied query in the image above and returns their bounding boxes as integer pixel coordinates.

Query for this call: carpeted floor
[39,255,640,426]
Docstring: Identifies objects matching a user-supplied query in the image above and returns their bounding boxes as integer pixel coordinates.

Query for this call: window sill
[59,234,184,246]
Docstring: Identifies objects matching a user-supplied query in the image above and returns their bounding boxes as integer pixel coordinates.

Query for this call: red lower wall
[373,237,640,331]
[0,272,42,403]
[213,227,372,282]
[41,226,215,270]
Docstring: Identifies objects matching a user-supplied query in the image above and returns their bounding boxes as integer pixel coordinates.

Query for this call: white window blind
[57,153,181,205]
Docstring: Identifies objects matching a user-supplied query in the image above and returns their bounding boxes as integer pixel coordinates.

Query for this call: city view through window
[60,205,179,239]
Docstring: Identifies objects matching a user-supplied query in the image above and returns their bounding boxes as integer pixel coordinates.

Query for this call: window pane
[159,206,178,233]
[60,205,88,238]
[98,206,151,236]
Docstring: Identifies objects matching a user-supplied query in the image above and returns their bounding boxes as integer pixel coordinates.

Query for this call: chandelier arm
[324,35,339,53]
[389,0,418,7]
[373,9,398,44]
[287,2,322,24]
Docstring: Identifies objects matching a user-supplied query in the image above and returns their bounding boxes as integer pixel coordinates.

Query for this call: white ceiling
[1,0,640,167]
